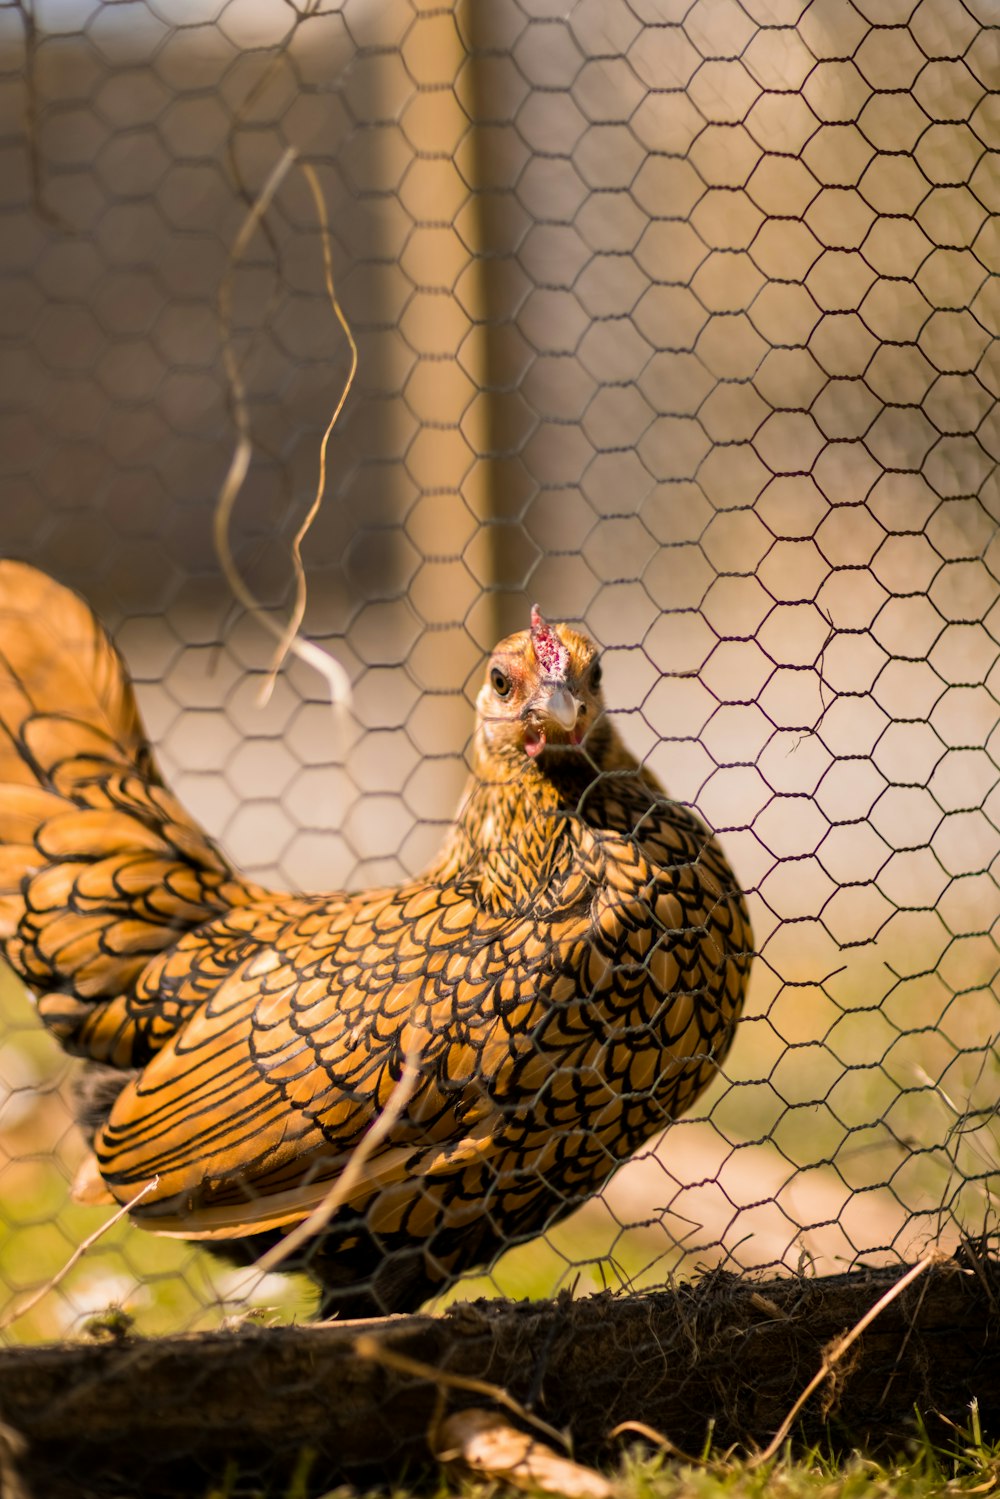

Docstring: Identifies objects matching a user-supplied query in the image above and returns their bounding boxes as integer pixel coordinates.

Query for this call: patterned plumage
[0,563,753,1316]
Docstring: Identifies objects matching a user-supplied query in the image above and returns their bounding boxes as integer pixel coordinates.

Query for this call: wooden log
[0,1255,997,1498]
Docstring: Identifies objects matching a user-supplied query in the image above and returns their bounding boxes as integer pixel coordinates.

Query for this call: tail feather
[0,568,146,767]
[0,561,262,1060]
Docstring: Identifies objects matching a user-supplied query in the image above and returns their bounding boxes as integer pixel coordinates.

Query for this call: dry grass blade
[0,1419,29,1499]
[0,1178,159,1334]
[249,1050,422,1280]
[748,1250,943,1467]
[260,158,359,706]
[214,146,352,712]
[607,1420,703,1466]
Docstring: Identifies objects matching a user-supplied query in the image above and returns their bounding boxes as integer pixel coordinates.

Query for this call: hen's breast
[458,787,750,1182]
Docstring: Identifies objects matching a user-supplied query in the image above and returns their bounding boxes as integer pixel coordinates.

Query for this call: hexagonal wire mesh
[0,0,998,1345]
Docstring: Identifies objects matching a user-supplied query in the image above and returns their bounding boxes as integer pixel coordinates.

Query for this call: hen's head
[474,606,608,772]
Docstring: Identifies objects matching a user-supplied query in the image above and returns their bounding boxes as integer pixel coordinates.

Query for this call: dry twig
[748,1250,943,1466]
[354,1335,570,1454]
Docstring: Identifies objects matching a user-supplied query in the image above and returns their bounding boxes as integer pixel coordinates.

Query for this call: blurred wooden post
[396,1,497,678]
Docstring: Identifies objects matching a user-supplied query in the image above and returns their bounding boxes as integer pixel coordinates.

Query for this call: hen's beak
[525,682,583,757]
[543,684,582,731]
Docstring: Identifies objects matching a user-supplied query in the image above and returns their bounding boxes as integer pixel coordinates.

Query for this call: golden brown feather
[0,566,752,1315]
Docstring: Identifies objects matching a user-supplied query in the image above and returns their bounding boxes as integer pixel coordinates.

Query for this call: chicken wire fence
[0,0,998,1344]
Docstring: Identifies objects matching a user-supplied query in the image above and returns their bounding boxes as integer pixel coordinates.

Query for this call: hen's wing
[92,881,520,1235]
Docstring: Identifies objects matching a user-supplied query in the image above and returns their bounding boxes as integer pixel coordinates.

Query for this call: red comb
[530,604,569,677]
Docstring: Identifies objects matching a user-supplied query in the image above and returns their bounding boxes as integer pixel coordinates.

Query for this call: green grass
[199,1406,1000,1499]
[613,1445,1000,1499]
[610,1436,1000,1499]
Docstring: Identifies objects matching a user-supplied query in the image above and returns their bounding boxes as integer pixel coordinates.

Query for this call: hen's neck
[427,764,567,904]
[427,728,643,911]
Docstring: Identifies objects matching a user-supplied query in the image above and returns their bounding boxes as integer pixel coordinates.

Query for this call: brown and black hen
[0,562,752,1316]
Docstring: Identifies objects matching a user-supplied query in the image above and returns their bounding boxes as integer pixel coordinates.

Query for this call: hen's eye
[590,659,602,690]
[491,667,512,698]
